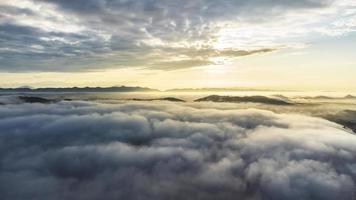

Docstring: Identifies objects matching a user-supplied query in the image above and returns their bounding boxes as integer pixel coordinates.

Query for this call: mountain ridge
[0,86,159,93]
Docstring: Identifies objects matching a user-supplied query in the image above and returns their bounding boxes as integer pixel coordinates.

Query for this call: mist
[0,97,355,200]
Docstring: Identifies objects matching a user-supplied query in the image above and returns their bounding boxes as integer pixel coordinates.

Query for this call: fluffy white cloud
[0,100,355,199]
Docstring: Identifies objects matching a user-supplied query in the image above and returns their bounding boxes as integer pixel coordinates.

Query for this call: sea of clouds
[0,100,356,200]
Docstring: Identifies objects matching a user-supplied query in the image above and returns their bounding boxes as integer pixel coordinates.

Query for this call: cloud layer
[0,100,355,200]
[1,0,355,71]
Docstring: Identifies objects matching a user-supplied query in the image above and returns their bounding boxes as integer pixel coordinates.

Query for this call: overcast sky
[0,0,356,90]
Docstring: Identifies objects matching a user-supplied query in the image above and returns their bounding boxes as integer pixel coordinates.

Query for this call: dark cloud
[0,100,355,200]
[41,0,332,22]
[0,0,332,71]
[0,23,112,71]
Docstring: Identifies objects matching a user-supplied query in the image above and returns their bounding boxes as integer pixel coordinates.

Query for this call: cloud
[0,100,355,199]
[0,0,351,71]
[146,47,277,70]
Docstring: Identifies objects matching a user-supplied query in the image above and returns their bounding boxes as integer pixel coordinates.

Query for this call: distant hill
[131,97,185,102]
[0,86,159,93]
[302,95,356,100]
[166,87,278,92]
[18,96,55,104]
[325,110,356,133]
[195,95,293,105]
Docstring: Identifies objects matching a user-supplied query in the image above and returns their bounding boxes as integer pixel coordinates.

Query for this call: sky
[0,0,356,91]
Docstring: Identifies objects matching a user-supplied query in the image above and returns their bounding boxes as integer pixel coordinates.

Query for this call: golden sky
[0,0,356,91]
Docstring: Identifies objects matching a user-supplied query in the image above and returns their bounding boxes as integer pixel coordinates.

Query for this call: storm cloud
[0,100,355,200]
[0,0,342,71]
